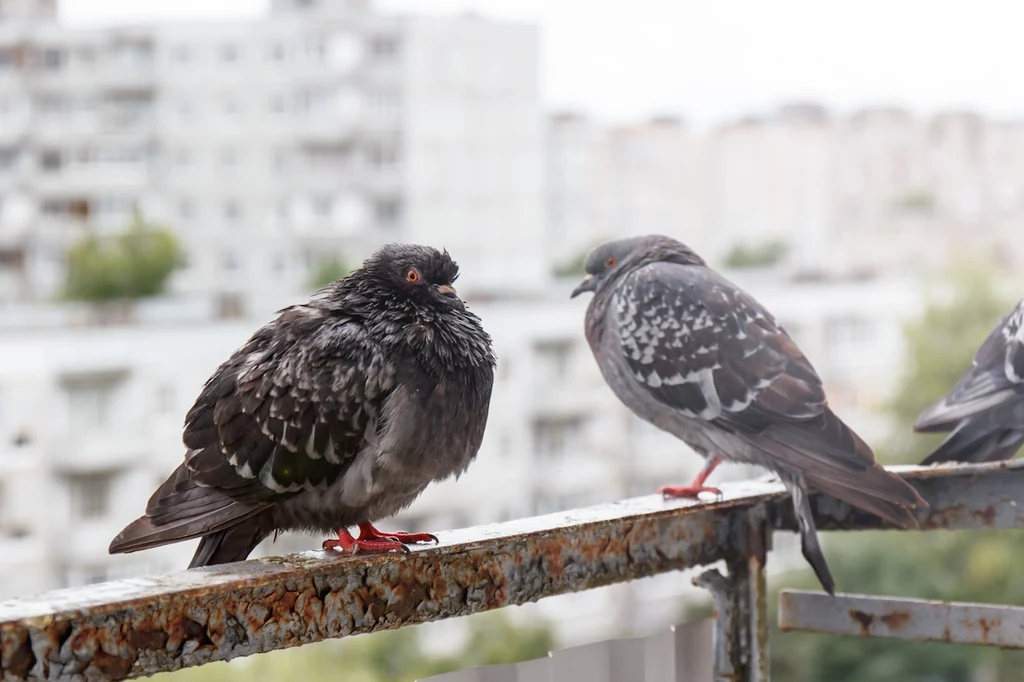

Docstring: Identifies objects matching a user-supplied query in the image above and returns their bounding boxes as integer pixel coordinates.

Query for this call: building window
[224,201,242,221]
[94,198,132,225]
[39,150,61,172]
[269,44,286,62]
[824,316,873,347]
[68,472,114,520]
[66,382,116,431]
[369,36,398,60]
[39,48,63,71]
[222,252,240,271]
[534,339,574,379]
[368,89,400,116]
[220,45,239,63]
[374,198,401,227]
[531,416,585,460]
[0,148,17,170]
[368,144,399,169]
[303,37,326,63]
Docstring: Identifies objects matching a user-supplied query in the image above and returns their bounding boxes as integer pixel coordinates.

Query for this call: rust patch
[972,506,997,526]
[850,610,874,635]
[4,631,35,679]
[880,611,911,631]
[130,623,168,650]
[93,648,133,680]
[976,617,1001,643]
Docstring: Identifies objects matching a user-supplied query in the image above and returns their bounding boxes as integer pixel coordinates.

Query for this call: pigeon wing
[110,305,396,552]
[915,299,1024,433]
[611,262,859,459]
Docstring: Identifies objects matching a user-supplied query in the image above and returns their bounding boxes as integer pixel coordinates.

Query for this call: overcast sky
[61,0,1024,129]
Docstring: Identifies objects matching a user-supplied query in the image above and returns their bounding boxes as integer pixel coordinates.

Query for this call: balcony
[47,433,148,473]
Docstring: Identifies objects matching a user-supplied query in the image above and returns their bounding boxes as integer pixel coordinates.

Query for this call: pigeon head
[348,243,464,312]
[570,235,706,299]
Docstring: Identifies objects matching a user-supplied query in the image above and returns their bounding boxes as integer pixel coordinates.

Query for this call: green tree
[309,255,353,290]
[722,240,788,269]
[64,210,185,302]
[155,611,556,682]
[763,266,1024,681]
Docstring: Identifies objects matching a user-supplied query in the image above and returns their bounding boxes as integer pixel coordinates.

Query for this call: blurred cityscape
[1,0,1024,670]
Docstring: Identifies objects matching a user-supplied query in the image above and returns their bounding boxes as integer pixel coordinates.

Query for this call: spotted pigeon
[571,234,927,595]
[110,244,496,567]
[915,299,1024,465]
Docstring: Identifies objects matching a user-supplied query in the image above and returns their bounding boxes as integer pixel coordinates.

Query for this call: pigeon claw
[657,484,723,500]
[377,531,439,545]
[321,522,438,556]
[357,521,439,546]
[322,526,411,555]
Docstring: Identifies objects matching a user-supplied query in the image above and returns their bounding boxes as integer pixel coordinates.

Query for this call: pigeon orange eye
[605,257,617,268]
[406,269,420,283]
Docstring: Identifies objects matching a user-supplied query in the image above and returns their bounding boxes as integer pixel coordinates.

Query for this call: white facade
[546,103,1024,279]
[545,114,706,271]
[0,270,926,642]
[0,0,543,303]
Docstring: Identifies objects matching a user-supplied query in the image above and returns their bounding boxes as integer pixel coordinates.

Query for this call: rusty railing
[3,460,1024,682]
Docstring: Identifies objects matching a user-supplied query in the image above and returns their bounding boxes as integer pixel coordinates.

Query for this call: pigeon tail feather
[920,421,1024,465]
[789,483,835,596]
[189,519,271,568]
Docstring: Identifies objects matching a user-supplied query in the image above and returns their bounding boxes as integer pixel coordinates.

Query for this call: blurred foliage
[157,611,555,682]
[63,210,185,302]
[892,190,937,216]
[308,255,354,290]
[553,250,589,278]
[750,265,1024,681]
[722,240,788,269]
[886,265,1014,463]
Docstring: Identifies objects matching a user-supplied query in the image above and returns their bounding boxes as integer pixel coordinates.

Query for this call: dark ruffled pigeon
[915,299,1024,465]
[110,244,496,567]
[571,235,927,595]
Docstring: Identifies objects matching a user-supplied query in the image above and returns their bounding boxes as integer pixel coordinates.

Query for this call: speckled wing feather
[915,300,1024,464]
[611,262,920,521]
[110,305,395,552]
[612,263,853,459]
[916,300,1024,432]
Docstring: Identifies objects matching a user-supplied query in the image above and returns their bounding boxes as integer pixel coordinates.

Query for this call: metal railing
[3,460,1024,682]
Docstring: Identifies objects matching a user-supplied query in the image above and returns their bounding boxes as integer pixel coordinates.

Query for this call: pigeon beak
[570,274,596,299]
[436,284,459,299]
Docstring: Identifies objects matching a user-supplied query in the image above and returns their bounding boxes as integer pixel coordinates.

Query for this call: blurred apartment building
[547,103,1024,277]
[0,0,543,303]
